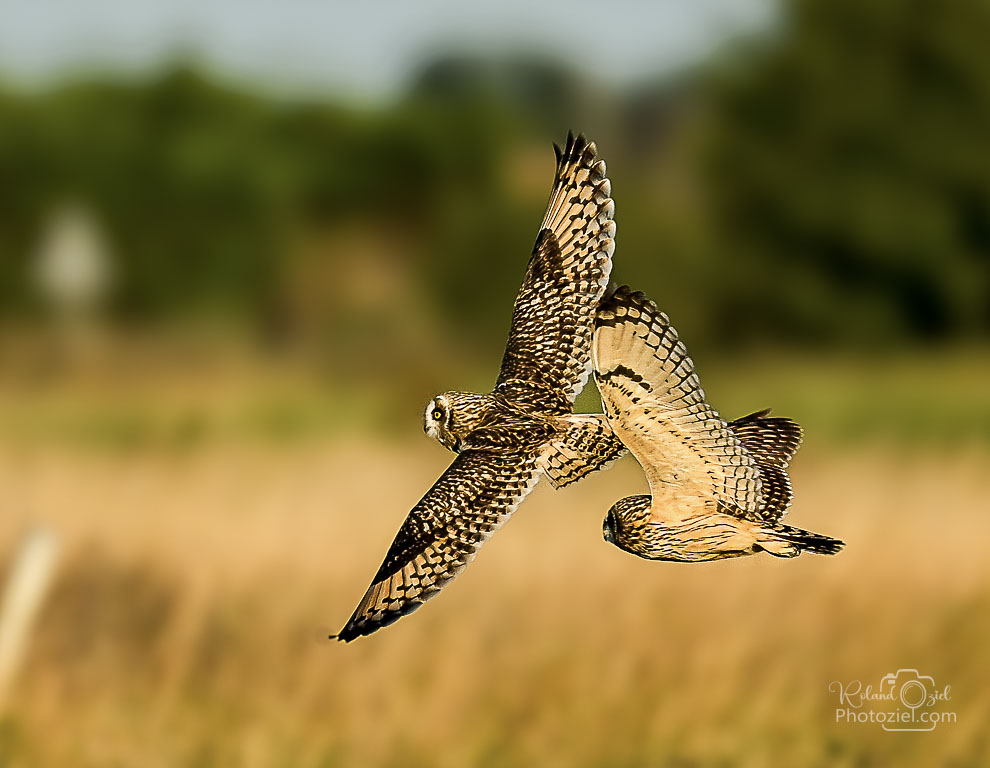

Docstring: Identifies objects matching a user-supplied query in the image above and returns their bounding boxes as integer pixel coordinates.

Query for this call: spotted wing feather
[752,464,793,522]
[334,450,539,641]
[540,414,627,489]
[727,410,803,520]
[496,132,615,412]
[593,286,763,519]
[729,410,803,470]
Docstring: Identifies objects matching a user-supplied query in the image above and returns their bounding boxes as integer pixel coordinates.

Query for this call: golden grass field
[0,432,988,767]
[0,347,985,767]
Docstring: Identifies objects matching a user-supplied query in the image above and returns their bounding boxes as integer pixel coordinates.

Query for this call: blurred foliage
[0,0,989,363]
[702,0,990,345]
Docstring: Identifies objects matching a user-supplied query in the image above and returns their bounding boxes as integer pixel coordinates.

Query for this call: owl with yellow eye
[333,133,624,641]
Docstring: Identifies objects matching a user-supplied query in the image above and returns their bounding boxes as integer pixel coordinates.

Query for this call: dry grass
[0,437,986,767]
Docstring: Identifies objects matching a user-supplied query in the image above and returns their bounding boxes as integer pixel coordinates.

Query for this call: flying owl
[332,133,626,641]
[593,286,843,561]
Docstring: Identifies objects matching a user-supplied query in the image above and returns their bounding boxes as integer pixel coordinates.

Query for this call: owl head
[424,394,455,450]
[602,495,652,553]
[423,392,495,452]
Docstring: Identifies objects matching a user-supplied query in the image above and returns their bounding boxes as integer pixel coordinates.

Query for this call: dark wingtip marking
[556,130,598,170]
[733,408,773,423]
[596,284,659,324]
[601,281,620,302]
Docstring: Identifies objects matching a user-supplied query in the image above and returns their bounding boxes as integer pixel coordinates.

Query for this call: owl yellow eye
[432,409,443,420]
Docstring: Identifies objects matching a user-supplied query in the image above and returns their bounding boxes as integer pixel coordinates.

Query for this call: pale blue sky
[0,0,773,98]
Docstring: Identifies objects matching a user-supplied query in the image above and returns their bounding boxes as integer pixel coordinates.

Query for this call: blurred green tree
[2,1,989,358]
[702,0,990,346]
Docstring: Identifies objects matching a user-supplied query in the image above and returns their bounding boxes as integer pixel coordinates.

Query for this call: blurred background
[0,0,988,765]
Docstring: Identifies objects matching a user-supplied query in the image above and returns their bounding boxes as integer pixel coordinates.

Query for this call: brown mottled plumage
[333,133,624,641]
[594,286,843,562]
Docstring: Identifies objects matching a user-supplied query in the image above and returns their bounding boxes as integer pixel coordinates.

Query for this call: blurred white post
[0,529,59,709]
[35,203,112,313]
[33,202,113,365]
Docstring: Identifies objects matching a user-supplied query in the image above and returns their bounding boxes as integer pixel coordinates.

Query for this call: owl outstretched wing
[593,286,764,519]
[495,132,616,413]
[333,449,539,641]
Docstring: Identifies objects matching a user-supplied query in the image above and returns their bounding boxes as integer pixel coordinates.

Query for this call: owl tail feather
[758,523,844,557]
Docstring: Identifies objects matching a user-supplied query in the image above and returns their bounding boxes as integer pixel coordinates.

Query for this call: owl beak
[603,509,617,544]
